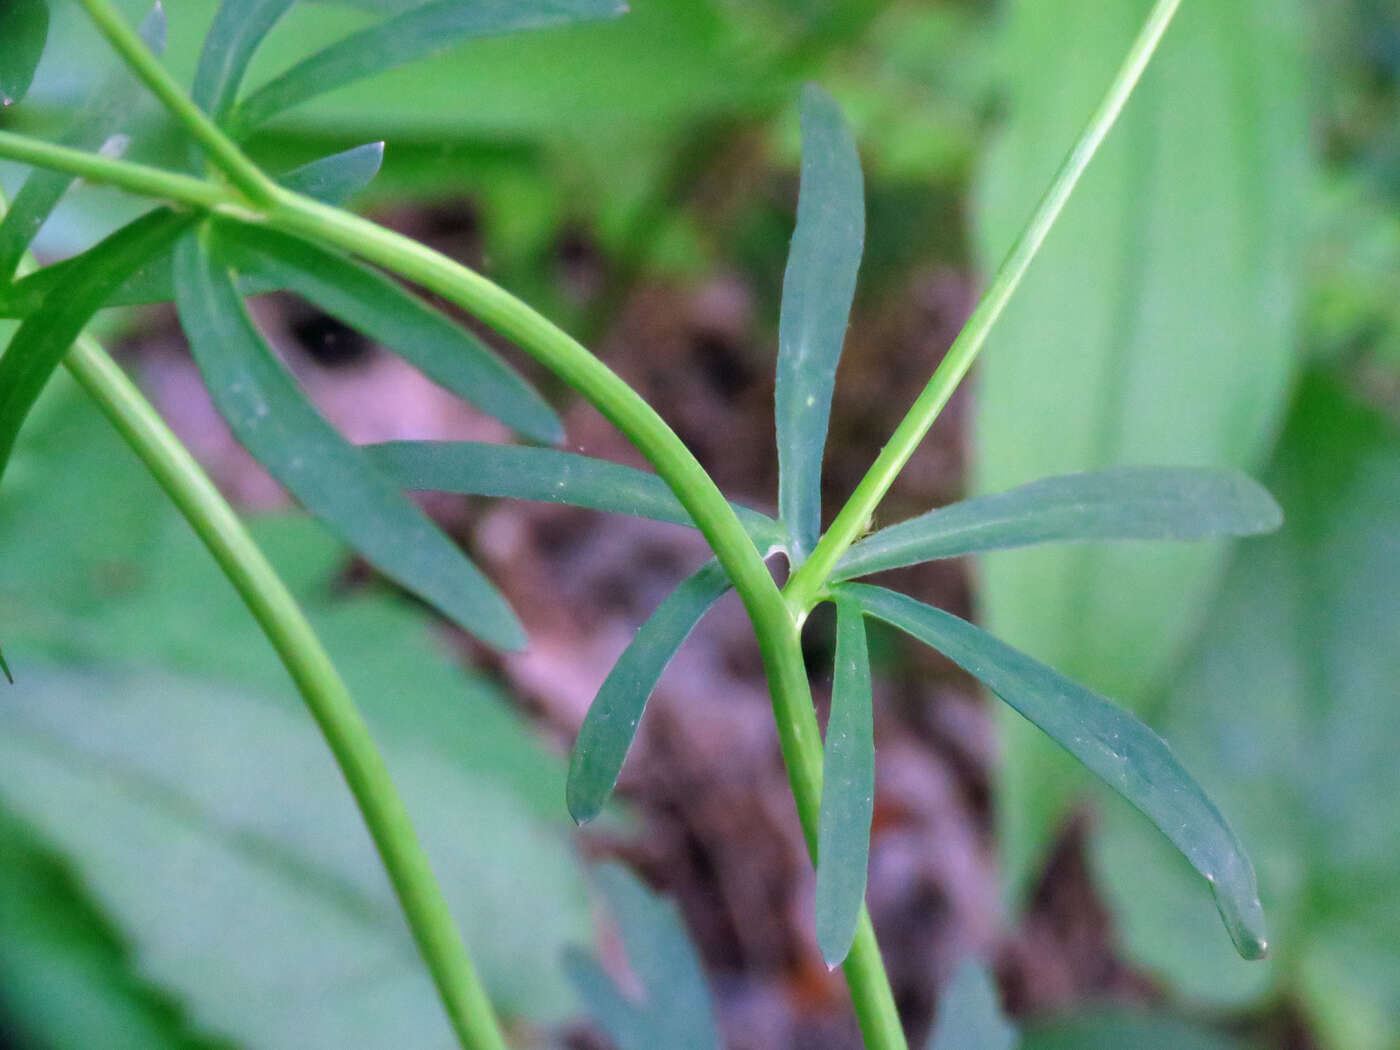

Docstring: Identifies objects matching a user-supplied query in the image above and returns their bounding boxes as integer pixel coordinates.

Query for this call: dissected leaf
[835,467,1281,580]
[365,440,784,549]
[775,83,865,561]
[0,209,189,483]
[565,864,721,1050]
[172,225,526,650]
[567,560,733,824]
[213,221,564,444]
[842,583,1267,960]
[0,0,49,107]
[192,0,298,124]
[972,0,1308,891]
[814,597,875,967]
[228,0,629,136]
[0,3,165,281]
[926,960,1018,1050]
[1094,375,1400,1046]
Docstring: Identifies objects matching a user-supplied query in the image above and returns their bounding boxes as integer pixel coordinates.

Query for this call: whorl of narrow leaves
[842,583,1268,961]
[814,598,875,967]
[775,84,865,562]
[172,225,527,650]
[0,0,49,108]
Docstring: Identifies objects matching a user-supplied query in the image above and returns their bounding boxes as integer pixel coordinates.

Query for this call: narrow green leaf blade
[926,960,1018,1050]
[775,83,865,561]
[172,226,526,650]
[0,0,48,107]
[365,440,784,549]
[567,560,732,824]
[213,221,563,444]
[843,583,1267,960]
[192,0,297,123]
[0,4,165,281]
[278,141,385,206]
[228,0,629,136]
[566,864,721,1050]
[835,467,1282,580]
[0,210,188,483]
[814,597,875,967]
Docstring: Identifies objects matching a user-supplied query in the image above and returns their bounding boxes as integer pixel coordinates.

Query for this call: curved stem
[62,338,509,1050]
[76,0,281,206]
[784,0,1182,612]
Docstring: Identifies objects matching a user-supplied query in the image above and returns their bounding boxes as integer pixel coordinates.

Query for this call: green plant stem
[75,0,281,207]
[0,182,509,1050]
[783,0,1182,613]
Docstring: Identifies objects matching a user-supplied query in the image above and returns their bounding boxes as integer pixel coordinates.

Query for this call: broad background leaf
[970,0,1309,894]
[925,960,1016,1050]
[1093,374,1400,1050]
[0,379,590,1046]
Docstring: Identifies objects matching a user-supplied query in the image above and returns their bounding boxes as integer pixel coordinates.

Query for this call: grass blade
[228,0,628,136]
[192,0,296,124]
[278,141,385,206]
[775,84,864,562]
[835,467,1282,580]
[0,4,164,281]
[365,440,784,549]
[0,209,188,483]
[0,0,48,107]
[814,597,875,967]
[172,224,526,650]
[213,221,563,444]
[567,560,732,824]
[842,582,1267,960]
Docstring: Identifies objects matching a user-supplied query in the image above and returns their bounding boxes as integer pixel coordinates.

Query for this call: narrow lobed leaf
[213,221,564,444]
[775,84,865,562]
[227,0,630,137]
[841,583,1268,960]
[835,466,1283,581]
[0,209,190,484]
[567,560,732,824]
[814,597,875,968]
[0,0,49,108]
[365,440,784,550]
[191,0,297,124]
[172,224,527,650]
[0,3,165,281]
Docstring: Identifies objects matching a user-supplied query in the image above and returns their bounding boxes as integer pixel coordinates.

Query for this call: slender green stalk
[784,0,1182,613]
[0,130,235,211]
[75,0,281,206]
[0,178,508,1050]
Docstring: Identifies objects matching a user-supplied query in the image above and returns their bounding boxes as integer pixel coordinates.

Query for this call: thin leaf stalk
[783,0,1183,613]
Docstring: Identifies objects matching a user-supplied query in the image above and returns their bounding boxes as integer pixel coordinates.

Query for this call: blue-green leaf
[775,83,865,562]
[365,440,784,549]
[172,224,526,650]
[0,0,48,107]
[567,560,732,824]
[841,583,1267,961]
[565,864,721,1050]
[926,960,1018,1050]
[192,0,297,124]
[814,596,875,967]
[0,3,165,282]
[835,467,1282,581]
[278,141,385,206]
[213,221,563,444]
[228,0,629,136]
[0,210,189,484]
